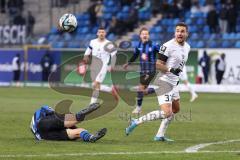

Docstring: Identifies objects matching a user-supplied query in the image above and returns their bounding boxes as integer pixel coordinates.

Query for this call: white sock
[135,110,166,125]
[100,85,112,92]
[90,89,99,104]
[186,83,196,96]
[156,114,174,137]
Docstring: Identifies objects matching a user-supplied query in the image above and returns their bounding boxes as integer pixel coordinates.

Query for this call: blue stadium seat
[52,42,65,48]
[188,41,197,48]
[63,33,72,41]
[221,40,232,48]
[208,41,218,48]
[203,26,210,33]
[190,33,199,40]
[222,33,232,40]
[202,33,210,40]
[236,33,240,39]
[150,26,163,33]
[122,6,130,13]
[50,27,58,34]
[107,33,116,41]
[167,27,174,33]
[235,41,240,48]
[184,11,191,19]
[189,25,197,33]
[67,42,81,48]
[173,18,180,25]
[185,19,192,25]
[132,40,139,47]
[103,13,112,20]
[196,18,205,25]
[48,35,58,41]
[132,34,139,41]
[191,12,204,18]
[196,41,205,48]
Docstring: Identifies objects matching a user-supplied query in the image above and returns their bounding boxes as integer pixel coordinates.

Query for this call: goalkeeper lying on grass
[30,103,107,142]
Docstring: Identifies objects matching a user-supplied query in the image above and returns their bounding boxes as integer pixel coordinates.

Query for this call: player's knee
[164,110,173,118]
[160,104,172,118]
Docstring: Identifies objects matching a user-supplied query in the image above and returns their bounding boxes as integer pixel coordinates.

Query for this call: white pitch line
[0,150,240,158]
[185,139,240,153]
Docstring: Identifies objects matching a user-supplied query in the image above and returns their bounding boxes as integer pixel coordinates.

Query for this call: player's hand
[169,68,182,76]
[77,61,87,76]
[123,63,128,70]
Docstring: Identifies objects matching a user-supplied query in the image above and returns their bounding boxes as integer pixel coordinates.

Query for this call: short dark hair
[175,22,188,31]
[98,27,105,31]
[139,27,149,35]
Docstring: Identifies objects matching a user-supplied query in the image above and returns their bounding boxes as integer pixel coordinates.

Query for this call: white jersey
[84,38,117,66]
[158,39,190,85]
[12,56,20,71]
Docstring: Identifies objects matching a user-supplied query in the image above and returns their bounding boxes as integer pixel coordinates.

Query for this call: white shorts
[179,67,188,81]
[90,63,108,83]
[157,86,180,105]
[95,66,108,83]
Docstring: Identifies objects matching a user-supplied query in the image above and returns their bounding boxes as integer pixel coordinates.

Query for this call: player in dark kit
[123,27,159,114]
[30,103,107,142]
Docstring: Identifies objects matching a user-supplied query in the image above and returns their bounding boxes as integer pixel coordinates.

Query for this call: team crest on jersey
[160,46,167,52]
[148,47,152,52]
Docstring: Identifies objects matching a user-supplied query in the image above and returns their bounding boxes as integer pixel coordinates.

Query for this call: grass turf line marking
[1,151,240,158]
[185,139,240,153]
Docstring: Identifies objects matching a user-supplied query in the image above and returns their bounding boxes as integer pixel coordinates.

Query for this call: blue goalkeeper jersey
[129,41,159,74]
[30,105,54,140]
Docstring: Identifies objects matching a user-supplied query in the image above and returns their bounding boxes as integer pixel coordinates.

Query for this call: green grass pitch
[0,87,240,160]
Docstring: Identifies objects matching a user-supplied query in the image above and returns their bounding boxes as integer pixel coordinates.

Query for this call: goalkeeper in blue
[123,27,159,114]
[30,103,107,142]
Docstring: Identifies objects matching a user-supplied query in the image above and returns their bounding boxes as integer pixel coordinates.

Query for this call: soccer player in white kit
[82,27,118,104]
[125,22,190,141]
[179,66,198,102]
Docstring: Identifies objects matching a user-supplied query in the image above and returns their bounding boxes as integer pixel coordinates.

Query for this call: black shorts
[38,114,70,141]
[140,72,155,86]
[13,70,20,81]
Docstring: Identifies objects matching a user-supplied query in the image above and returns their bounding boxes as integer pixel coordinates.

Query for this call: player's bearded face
[140,30,149,43]
[97,30,106,40]
[175,26,188,44]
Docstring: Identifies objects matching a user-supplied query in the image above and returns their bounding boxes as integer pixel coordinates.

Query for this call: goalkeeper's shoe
[125,119,137,136]
[76,103,100,121]
[154,136,174,142]
[89,128,107,142]
[79,103,100,115]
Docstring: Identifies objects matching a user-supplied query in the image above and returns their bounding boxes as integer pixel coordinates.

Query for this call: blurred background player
[199,50,210,84]
[126,22,190,142]
[12,53,21,86]
[123,27,159,114]
[40,52,53,82]
[81,27,118,104]
[179,66,198,102]
[30,103,107,142]
[215,53,226,84]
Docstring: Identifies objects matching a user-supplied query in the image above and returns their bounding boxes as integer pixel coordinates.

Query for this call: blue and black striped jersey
[128,41,160,74]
